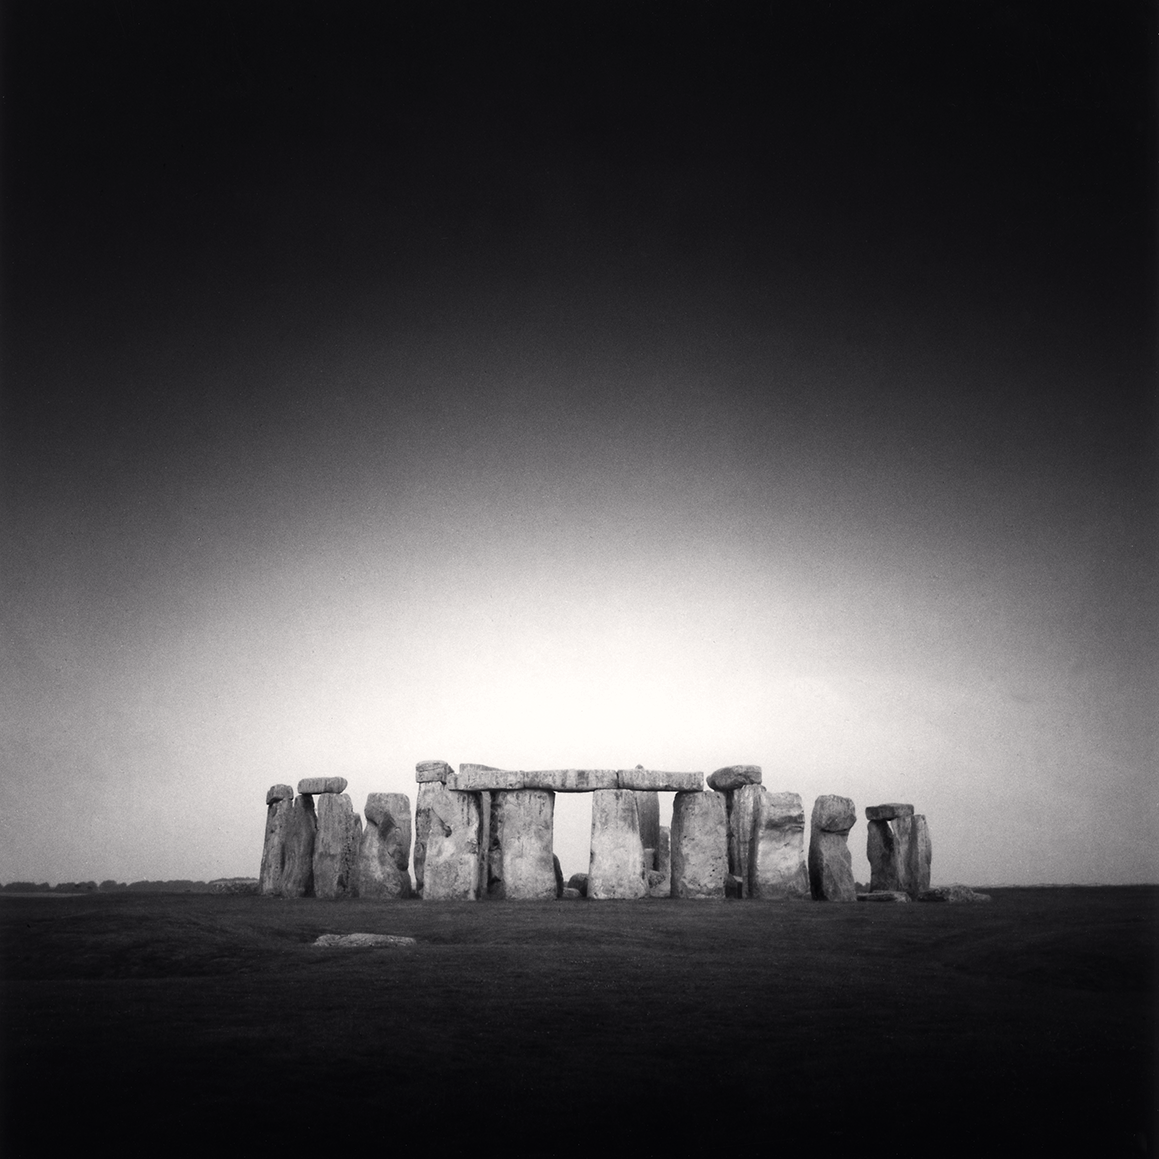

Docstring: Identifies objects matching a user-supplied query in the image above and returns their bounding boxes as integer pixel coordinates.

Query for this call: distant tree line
[1,878,258,893]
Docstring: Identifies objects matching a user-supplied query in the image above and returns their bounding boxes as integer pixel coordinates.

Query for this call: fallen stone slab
[749,790,809,900]
[567,872,589,897]
[588,789,647,899]
[857,890,911,902]
[670,791,727,899]
[865,803,914,822]
[297,777,349,796]
[562,887,583,900]
[918,884,991,903]
[266,784,294,805]
[358,792,412,899]
[415,760,453,783]
[707,765,762,792]
[313,933,418,947]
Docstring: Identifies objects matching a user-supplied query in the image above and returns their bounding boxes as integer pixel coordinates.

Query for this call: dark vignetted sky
[2,2,1155,885]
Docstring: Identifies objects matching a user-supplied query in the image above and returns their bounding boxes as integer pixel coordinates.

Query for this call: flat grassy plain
[2,888,1155,1156]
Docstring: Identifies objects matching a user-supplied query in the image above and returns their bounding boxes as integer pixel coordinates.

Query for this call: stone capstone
[357,792,412,899]
[279,795,317,897]
[707,765,762,792]
[422,785,488,900]
[313,793,361,899]
[450,765,704,793]
[259,791,295,896]
[670,791,728,899]
[297,777,349,796]
[415,760,453,783]
[749,790,809,900]
[487,790,557,900]
[808,795,857,902]
[865,802,914,822]
[588,789,647,899]
[266,784,294,805]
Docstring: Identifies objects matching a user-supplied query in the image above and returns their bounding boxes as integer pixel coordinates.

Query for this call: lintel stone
[449,764,703,792]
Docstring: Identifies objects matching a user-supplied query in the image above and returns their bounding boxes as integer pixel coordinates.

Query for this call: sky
[1,2,1155,887]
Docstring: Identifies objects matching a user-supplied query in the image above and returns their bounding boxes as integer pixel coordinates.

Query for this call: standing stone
[635,791,660,870]
[749,790,809,900]
[357,793,412,899]
[488,790,557,900]
[588,789,647,899]
[279,795,318,897]
[727,783,763,897]
[808,794,857,902]
[259,785,295,896]
[670,791,728,899]
[423,786,488,900]
[552,854,565,899]
[909,815,932,897]
[866,804,917,894]
[413,781,443,897]
[314,793,360,899]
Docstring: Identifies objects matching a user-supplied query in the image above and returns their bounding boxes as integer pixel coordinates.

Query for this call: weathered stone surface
[657,826,671,881]
[749,790,809,900]
[645,869,668,897]
[279,796,317,897]
[865,802,914,822]
[857,890,911,902]
[415,760,453,783]
[808,795,857,901]
[487,790,556,900]
[588,789,647,899]
[314,933,417,947]
[725,873,744,899]
[448,765,704,793]
[266,783,294,805]
[314,793,360,899]
[422,786,488,900]
[636,791,660,867]
[812,793,857,834]
[867,819,901,892]
[413,781,442,897]
[562,887,582,900]
[553,854,565,899]
[297,776,349,796]
[567,872,589,897]
[707,765,762,792]
[670,791,727,899]
[909,815,932,897]
[727,783,763,897]
[259,793,294,895]
[917,883,990,903]
[357,792,412,899]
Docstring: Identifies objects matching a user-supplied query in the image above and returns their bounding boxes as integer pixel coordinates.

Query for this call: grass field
[2,887,1155,1156]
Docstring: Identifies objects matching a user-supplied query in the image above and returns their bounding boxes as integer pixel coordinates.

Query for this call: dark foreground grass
[2,888,1155,1156]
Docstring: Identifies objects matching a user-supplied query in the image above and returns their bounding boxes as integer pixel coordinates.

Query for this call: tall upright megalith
[358,792,413,898]
[313,792,361,899]
[423,784,488,900]
[670,791,728,899]
[588,789,647,899]
[259,784,295,895]
[488,790,556,900]
[749,790,809,900]
[807,794,857,901]
[866,803,916,894]
[279,794,318,897]
[414,761,452,897]
[635,790,661,869]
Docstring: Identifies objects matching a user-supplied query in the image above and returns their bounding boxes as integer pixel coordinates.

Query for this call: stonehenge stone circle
[588,789,647,899]
[259,785,295,895]
[358,792,412,899]
[313,792,361,899]
[808,794,857,902]
[670,791,727,899]
[450,764,704,793]
[866,804,930,898]
[749,790,810,900]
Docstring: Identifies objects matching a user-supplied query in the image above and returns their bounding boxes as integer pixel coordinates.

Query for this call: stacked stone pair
[259,779,412,899]
[865,803,931,899]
